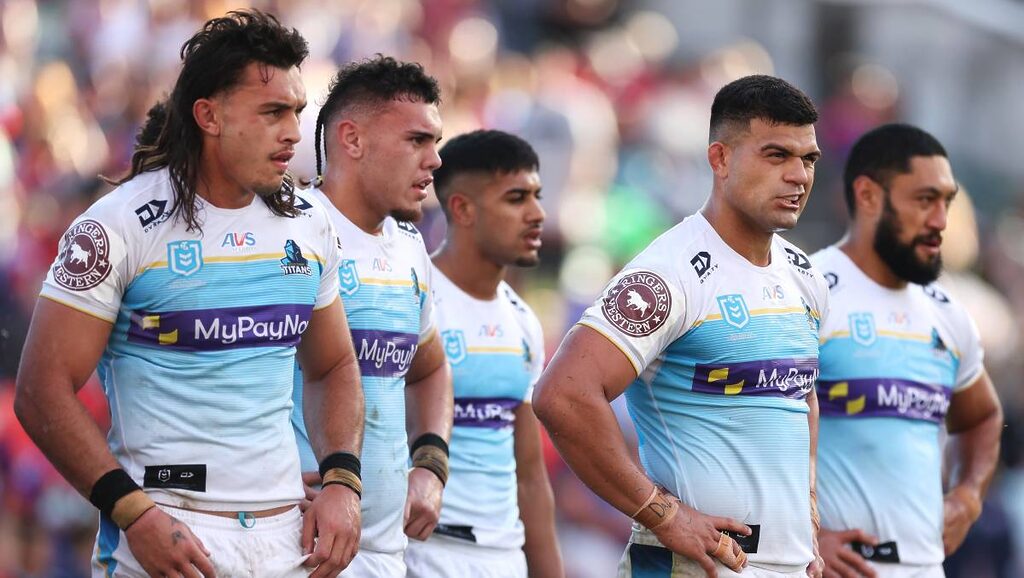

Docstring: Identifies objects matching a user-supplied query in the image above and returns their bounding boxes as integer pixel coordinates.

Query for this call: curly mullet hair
[104,10,309,232]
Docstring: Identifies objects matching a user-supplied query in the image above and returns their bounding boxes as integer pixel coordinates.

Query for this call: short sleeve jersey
[813,246,984,565]
[39,169,343,511]
[429,267,544,549]
[291,189,436,555]
[578,214,829,570]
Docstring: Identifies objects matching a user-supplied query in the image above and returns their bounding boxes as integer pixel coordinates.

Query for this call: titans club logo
[53,219,112,291]
[601,270,671,337]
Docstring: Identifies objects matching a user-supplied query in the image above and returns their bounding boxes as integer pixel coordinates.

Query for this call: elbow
[532,377,572,434]
[12,377,37,432]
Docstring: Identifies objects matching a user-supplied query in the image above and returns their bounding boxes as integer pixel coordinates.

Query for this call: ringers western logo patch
[601,270,670,337]
[53,219,112,291]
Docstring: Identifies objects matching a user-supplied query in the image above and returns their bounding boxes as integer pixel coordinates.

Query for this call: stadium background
[0,0,1022,575]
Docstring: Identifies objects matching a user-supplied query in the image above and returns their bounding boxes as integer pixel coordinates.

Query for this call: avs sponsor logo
[127,303,312,350]
[352,329,419,377]
[338,259,360,296]
[168,240,203,277]
[824,272,839,290]
[372,257,392,272]
[220,232,256,249]
[849,312,876,346]
[818,379,951,423]
[442,329,467,365]
[53,219,112,291]
[762,284,785,304]
[280,240,312,276]
[716,294,750,329]
[134,199,170,231]
[453,397,520,429]
[888,311,911,327]
[690,251,718,283]
[479,324,503,338]
[692,358,818,399]
[923,285,950,304]
[601,270,671,337]
[396,221,421,238]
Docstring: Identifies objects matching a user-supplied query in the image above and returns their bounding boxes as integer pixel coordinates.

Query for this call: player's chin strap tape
[631,486,679,531]
[411,433,449,487]
[319,452,363,498]
[89,469,156,530]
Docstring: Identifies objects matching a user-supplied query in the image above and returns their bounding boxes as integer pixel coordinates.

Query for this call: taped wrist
[410,433,449,486]
[89,469,155,530]
[322,468,363,498]
[631,486,679,531]
[318,452,361,480]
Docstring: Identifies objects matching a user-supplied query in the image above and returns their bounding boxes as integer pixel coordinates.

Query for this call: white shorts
[339,548,405,577]
[867,562,945,578]
[405,534,527,578]
[92,504,309,578]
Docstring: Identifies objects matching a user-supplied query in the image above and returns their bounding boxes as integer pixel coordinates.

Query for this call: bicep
[17,297,114,396]
[534,324,639,407]
[296,296,352,382]
[946,370,1002,434]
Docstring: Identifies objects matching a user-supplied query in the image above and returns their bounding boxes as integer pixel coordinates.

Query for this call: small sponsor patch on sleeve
[52,219,113,291]
[600,270,671,337]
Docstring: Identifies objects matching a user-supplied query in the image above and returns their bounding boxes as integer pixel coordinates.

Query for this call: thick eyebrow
[913,183,960,196]
[504,186,542,196]
[407,129,442,142]
[261,100,307,113]
[761,143,822,161]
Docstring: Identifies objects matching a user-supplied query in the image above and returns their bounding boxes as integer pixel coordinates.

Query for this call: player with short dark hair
[15,10,364,578]
[534,74,828,578]
[403,130,564,578]
[814,124,1003,577]
[290,55,453,577]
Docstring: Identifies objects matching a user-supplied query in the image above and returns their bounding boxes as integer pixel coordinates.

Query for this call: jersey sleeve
[522,308,546,403]
[39,208,132,323]
[952,308,985,391]
[417,245,438,344]
[315,210,343,310]
[577,267,687,376]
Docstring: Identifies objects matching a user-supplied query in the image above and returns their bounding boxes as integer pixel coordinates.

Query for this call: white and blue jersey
[428,267,544,549]
[291,190,437,555]
[579,213,828,572]
[39,168,343,511]
[813,246,984,566]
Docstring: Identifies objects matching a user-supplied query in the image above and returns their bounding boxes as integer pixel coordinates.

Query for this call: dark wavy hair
[104,10,309,232]
[312,55,440,184]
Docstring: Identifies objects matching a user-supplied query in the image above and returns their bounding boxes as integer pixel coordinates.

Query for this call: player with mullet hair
[814,124,1002,578]
[291,55,453,576]
[534,75,829,578]
[16,10,363,578]
[403,130,564,578]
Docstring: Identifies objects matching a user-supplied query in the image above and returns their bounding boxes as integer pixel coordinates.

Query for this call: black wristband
[89,469,141,519]
[318,452,361,480]
[410,433,449,457]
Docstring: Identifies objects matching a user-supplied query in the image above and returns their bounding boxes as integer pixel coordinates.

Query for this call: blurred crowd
[1,1,1023,576]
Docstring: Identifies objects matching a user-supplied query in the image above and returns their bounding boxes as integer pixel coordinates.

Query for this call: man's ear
[193,98,220,136]
[708,141,731,179]
[337,119,364,160]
